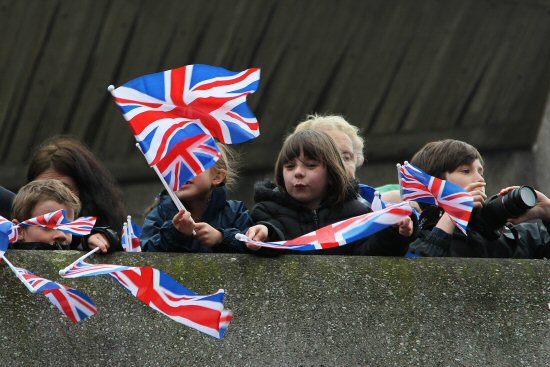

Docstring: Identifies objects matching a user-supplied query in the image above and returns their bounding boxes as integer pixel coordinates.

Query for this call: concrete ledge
[1,251,549,366]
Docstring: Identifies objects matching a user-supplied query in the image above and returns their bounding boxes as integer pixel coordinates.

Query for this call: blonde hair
[12,179,81,221]
[294,114,365,167]
[213,144,239,190]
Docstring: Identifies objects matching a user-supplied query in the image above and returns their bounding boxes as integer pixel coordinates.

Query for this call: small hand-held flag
[19,209,97,236]
[399,162,473,234]
[122,216,142,252]
[236,202,413,251]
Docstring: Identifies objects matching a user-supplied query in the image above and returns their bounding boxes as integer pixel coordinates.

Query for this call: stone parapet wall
[1,251,549,366]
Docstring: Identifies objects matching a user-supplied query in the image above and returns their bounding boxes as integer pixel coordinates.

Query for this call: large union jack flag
[15,266,97,323]
[60,259,233,339]
[399,162,473,234]
[155,133,221,191]
[19,209,97,236]
[111,64,260,166]
[237,202,413,251]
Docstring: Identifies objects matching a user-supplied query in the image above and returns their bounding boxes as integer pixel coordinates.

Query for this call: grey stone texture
[1,251,549,366]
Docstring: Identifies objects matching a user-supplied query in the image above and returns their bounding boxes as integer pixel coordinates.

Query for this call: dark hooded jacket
[250,181,415,256]
[408,206,550,258]
[141,186,251,253]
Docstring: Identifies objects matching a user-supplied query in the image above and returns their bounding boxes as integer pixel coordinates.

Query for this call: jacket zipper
[312,209,319,228]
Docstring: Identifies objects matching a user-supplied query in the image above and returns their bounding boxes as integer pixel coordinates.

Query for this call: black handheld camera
[469,185,537,240]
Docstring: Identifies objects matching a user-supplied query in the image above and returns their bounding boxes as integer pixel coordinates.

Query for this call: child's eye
[284,163,296,169]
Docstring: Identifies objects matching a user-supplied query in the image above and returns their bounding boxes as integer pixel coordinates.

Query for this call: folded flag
[371,191,387,212]
[236,202,413,251]
[122,216,142,252]
[60,258,233,339]
[399,162,473,234]
[15,266,97,323]
[19,209,97,236]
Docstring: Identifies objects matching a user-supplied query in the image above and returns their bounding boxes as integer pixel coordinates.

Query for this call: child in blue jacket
[141,145,250,253]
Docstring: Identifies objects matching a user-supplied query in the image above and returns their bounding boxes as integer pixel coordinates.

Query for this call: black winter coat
[250,181,413,256]
[408,206,550,258]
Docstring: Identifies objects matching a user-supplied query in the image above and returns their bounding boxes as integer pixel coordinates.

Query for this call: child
[140,145,251,252]
[245,129,415,256]
[407,139,550,258]
[10,179,109,252]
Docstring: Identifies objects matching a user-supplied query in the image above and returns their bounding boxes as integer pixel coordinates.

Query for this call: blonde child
[246,129,415,255]
[141,145,251,252]
[10,179,108,252]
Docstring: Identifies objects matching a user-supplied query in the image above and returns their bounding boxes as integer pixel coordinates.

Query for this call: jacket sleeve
[408,227,453,257]
[508,222,550,258]
[214,202,252,253]
[140,206,194,252]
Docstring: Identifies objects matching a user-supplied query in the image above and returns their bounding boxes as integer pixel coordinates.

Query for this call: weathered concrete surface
[1,251,549,366]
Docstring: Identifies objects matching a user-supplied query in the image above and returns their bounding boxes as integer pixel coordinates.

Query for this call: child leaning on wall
[10,179,107,252]
[407,139,550,258]
[140,144,251,253]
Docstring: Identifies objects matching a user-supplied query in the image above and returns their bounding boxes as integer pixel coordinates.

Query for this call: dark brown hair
[410,139,484,179]
[27,135,126,234]
[274,129,356,207]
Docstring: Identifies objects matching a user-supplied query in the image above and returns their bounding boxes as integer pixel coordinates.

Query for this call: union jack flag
[399,162,473,234]
[0,215,19,256]
[122,217,142,252]
[111,64,260,166]
[60,259,233,339]
[155,133,221,191]
[237,202,413,251]
[19,210,97,236]
[15,266,97,323]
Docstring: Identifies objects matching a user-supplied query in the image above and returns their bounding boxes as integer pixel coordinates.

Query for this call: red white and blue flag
[60,259,233,339]
[237,202,413,251]
[15,266,97,323]
[19,210,96,236]
[155,133,221,191]
[0,215,19,257]
[399,162,473,234]
[122,217,142,252]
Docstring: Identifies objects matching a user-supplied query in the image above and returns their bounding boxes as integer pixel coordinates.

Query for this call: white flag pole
[2,254,36,293]
[59,247,100,276]
[396,163,403,200]
[122,222,129,251]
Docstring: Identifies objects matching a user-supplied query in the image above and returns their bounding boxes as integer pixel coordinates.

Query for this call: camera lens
[501,186,537,217]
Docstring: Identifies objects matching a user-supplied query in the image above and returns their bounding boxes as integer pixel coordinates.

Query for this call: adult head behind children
[27,135,125,251]
[11,179,80,247]
[294,114,364,178]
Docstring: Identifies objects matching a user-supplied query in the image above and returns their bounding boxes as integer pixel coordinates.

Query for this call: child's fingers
[246,243,261,251]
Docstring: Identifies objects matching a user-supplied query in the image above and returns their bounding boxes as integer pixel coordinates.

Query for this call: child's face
[176,169,219,203]
[325,130,356,178]
[445,159,485,190]
[283,151,328,210]
[21,199,74,245]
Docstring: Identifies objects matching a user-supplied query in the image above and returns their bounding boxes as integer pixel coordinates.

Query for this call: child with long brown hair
[246,129,415,255]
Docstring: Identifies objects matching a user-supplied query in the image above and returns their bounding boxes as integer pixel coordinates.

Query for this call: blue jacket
[141,186,251,253]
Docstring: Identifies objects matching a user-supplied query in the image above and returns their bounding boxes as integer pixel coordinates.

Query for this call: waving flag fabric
[15,267,97,323]
[60,259,233,339]
[399,162,473,234]
[155,133,221,191]
[19,210,96,236]
[237,202,413,251]
[111,64,260,163]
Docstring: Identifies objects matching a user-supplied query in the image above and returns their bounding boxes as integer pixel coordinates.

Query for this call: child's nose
[52,230,69,244]
[294,164,305,176]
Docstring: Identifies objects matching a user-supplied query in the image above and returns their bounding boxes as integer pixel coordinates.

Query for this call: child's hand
[172,210,195,236]
[87,233,110,253]
[245,225,268,251]
[465,181,487,208]
[499,186,550,224]
[393,217,413,237]
[193,222,223,247]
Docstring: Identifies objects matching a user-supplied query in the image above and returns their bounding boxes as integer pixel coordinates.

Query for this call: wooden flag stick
[2,254,36,293]
[59,247,100,276]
